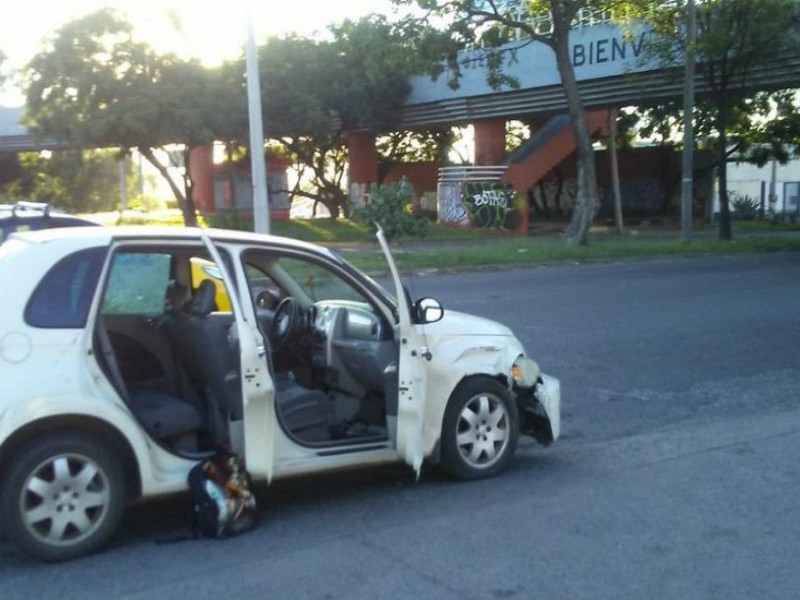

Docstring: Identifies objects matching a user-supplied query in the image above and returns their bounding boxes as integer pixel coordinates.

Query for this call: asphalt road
[3,252,799,599]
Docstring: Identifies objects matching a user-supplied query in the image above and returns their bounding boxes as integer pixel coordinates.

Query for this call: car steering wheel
[269,296,299,351]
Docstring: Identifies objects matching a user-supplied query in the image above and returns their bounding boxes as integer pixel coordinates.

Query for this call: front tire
[0,433,126,562]
[441,378,519,480]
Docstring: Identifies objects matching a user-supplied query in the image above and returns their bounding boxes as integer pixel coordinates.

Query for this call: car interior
[92,244,400,457]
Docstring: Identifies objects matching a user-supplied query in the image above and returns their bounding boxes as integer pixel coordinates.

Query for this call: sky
[0,0,397,104]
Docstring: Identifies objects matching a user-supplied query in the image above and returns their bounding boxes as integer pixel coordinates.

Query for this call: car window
[24,247,108,328]
[273,257,367,304]
[191,257,233,312]
[244,263,281,297]
[102,252,172,316]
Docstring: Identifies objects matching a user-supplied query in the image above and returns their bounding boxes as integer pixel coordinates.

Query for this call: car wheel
[441,377,519,480]
[0,433,126,562]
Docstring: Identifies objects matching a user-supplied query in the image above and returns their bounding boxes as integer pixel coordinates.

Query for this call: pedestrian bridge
[398,21,800,128]
[2,21,798,151]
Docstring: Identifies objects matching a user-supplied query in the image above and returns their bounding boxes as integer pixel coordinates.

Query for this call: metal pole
[768,157,778,217]
[246,19,270,234]
[680,0,696,242]
[118,153,127,215]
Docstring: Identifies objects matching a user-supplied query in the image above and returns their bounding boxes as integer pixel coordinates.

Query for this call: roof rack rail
[12,201,53,217]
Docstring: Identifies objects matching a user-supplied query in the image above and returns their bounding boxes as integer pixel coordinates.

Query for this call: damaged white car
[0,226,560,561]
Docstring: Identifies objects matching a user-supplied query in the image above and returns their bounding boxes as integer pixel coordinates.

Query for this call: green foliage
[377,128,458,166]
[256,16,427,219]
[351,182,429,242]
[21,8,246,226]
[639,0,800,240]
[729,193,761,221]
[2,149,135,212]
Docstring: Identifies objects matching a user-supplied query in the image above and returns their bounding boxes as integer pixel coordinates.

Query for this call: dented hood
[423,309,514,337]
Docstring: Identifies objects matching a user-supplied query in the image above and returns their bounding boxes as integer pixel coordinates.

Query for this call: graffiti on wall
[438,181,471,226]
[462,181,521,229]
[438,179,522,229]
[530,176,666,218]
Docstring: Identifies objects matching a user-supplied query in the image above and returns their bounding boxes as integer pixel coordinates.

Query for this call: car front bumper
[515,373,561,445]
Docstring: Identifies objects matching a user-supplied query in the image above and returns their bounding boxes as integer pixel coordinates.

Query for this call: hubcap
[20,453,111,547]
[455,392,510,469]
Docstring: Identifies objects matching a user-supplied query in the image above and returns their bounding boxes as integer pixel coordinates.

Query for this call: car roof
[0,201,95,219]
[0,202,99,230]
[8,224,334,255]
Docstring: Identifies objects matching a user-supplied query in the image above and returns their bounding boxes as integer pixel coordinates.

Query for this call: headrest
[164,281,188,313]
[188,279,217,316]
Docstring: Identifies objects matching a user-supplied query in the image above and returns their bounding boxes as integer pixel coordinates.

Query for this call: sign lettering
[572,32,649,67]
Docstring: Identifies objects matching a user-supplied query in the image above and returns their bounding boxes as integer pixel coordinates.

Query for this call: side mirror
[413,297,444,324]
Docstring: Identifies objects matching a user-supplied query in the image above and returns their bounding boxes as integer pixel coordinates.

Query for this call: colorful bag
[187,451,258,539]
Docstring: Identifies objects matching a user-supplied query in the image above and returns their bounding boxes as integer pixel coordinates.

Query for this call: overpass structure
[2,20,799,222]
[347,20,800,229]
[397,22,800,128]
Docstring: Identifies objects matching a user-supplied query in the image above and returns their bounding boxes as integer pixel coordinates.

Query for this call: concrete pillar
[189,144,216,213]
[347,130,378,208]
[473,118,506,166]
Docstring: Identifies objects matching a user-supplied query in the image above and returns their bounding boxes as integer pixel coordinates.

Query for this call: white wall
[715,156,800,216]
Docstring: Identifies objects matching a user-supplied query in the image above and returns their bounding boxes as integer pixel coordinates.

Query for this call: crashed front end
[511,356,561,445]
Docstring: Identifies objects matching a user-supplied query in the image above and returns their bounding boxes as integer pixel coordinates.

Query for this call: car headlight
[511,356,540,388]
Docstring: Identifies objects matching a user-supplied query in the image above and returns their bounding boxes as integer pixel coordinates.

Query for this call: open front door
[199,231,276,482]
[376,228,427,476]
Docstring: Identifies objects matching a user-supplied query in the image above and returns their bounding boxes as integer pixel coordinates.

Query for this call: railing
[497,4,615,36]
[437,165,526,232]
[438,165,508,183]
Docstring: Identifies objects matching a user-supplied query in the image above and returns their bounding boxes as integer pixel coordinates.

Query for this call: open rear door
[200,231,276,482]
[375,228,427,477]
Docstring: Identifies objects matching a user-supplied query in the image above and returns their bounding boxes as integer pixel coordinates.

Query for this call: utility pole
[680,0,696,242]
[246,19,270,235]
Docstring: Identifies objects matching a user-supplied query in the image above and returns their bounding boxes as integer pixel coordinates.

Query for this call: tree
[22,9,245,226]
[628,91,800,218]
[738,90,800,167]
[3,149,136,213]
[376,127,459,178]
[393,0,639,245]
[643,0,800,240]
[0,48,8,90]
[257,16,417,218]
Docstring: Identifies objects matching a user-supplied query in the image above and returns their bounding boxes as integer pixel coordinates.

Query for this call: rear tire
[0,433,126,562]
[441,378,519,480]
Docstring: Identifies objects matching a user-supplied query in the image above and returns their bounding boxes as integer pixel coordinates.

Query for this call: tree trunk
[138,146,198,227]
[182,147,198,225]
[608,109,624,234]
[716,108,732,241]
[225,142,237,211]
[317,194,341,219]
[552,20,601,245]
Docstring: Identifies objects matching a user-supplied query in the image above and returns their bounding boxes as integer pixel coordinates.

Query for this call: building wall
[720,157,800,216]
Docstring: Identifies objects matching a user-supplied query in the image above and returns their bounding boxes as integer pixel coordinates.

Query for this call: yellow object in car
[190,257,231,312]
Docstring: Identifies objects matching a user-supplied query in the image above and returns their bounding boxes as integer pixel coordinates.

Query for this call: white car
[0,225,560,561]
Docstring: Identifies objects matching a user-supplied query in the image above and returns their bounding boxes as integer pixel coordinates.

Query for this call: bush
[730,193,761,221]
[350,182,428,242]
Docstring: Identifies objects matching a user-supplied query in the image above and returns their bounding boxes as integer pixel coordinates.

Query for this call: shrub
[730,193,761,221]
[351,182,428,242]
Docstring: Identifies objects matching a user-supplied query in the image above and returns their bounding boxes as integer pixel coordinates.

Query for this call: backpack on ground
[187,451,258,539]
